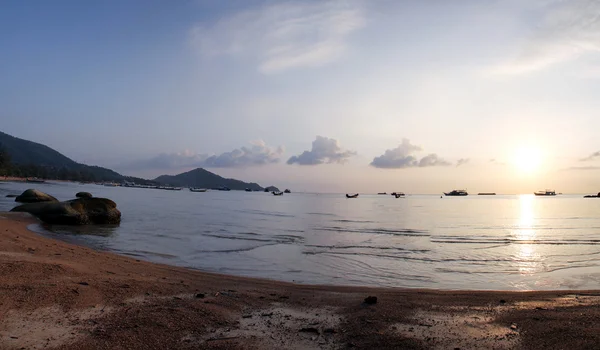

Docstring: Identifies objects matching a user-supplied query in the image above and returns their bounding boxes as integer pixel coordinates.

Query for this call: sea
[1,181,600,291]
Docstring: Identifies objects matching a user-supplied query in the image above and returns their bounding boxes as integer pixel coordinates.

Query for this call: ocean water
[1,181,600,291]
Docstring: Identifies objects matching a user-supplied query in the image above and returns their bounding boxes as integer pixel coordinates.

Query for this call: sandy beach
[0,213,598,349]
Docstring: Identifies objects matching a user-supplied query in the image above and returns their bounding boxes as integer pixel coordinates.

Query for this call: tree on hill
[0,146,10,175]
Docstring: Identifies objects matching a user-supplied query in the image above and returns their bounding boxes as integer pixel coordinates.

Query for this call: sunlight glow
[513,146,542,174]
[513,194,541,276]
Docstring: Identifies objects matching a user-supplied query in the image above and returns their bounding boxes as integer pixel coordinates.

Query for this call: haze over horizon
[3,0,600,194]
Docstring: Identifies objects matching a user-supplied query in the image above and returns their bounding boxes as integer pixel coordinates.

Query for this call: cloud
[564,166,600,171]
[287,136,355,165]
[456,158,470,167]
[418,154,451,167]
[189,1,366,73]
[370,139,451,169]
[580,151,600,161]
[121,140,283,170]
[494,0,600,74]
[489,158,506,166]
[203,140,284,167]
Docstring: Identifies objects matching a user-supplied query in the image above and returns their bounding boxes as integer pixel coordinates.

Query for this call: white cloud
[495,0,600,74]
[122,140,283,170]
[419,153,451,167]
[287,135,355,165]
[190,0,366,73]
[370,139,451,169]
[203,139,284,167]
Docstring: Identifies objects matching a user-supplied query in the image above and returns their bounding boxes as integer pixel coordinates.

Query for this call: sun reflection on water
[513,194,541,275]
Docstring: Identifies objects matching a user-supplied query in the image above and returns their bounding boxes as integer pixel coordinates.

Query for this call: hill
[0,131,123,181]
[154,168,264,191]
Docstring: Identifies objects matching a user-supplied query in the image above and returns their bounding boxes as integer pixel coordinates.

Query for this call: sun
[513,146,542,173]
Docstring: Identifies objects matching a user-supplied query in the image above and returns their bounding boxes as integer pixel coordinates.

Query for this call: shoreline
[0,213,599,349]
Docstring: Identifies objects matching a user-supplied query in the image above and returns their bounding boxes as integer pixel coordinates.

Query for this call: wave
[236,209,295,218]
[316,226,428,236]
[432,236,600,245]
[333,219,374,223]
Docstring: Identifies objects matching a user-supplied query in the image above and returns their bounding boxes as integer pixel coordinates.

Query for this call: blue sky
[2,0,600,193]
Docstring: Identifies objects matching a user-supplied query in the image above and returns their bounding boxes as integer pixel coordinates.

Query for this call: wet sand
[0,212,599,349]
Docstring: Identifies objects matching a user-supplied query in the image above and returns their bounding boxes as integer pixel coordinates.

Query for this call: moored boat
[346,193,359,198]
[158,186,182,191]
[245,188,252,192]
[190,188,207,192]
[444,190,468,196]
[534,190,556,196]
[584,192,600,198]
[272,191,283,196]
[392,192,405,198]
[478,192,496,195]
[26,178,45,183]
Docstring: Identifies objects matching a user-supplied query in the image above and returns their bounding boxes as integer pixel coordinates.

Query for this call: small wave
[119,250,178,259]
[194,243,278,254]
[236,209,295,218]
[202,232,304,244]
[334,219,374,223]
[306,212,337,216]
[316,226,428,236]
[432,236,600,245]
[305,244,430,253]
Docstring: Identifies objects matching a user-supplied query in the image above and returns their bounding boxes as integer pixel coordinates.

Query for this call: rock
[15,189,58,203]
[76,192,93,198]
[364,296,378,305]
[195,293,205,299]
[11,197,121,225]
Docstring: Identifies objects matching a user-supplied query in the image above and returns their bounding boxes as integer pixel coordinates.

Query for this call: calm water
[2,181,600,291]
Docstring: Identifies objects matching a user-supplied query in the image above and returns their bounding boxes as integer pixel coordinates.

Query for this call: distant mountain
[154,168,264,191]
[0,130,124,181]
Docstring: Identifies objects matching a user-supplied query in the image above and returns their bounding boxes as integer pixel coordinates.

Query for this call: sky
[2,0,600,193]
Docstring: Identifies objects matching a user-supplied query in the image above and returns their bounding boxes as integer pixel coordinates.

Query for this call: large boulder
[15,189,58,203]
[76,192,93,198]
[11,197,121,225]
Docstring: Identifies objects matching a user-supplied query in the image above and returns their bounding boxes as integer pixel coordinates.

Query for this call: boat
[245,188,252,192]
[346,193,359,198]
[377,192,387,195]
[272,191,283,196]
[217,186,231,191]
[534,190,556,196]
[444,190,468,196]
[158,186,182,191]
[584,192,600,198]
[392,192,405,198]
[26,178,45,183]
[103,182,119,187]
[478,192,496,195]
[284,189,291,193]
[190,188,207,192]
